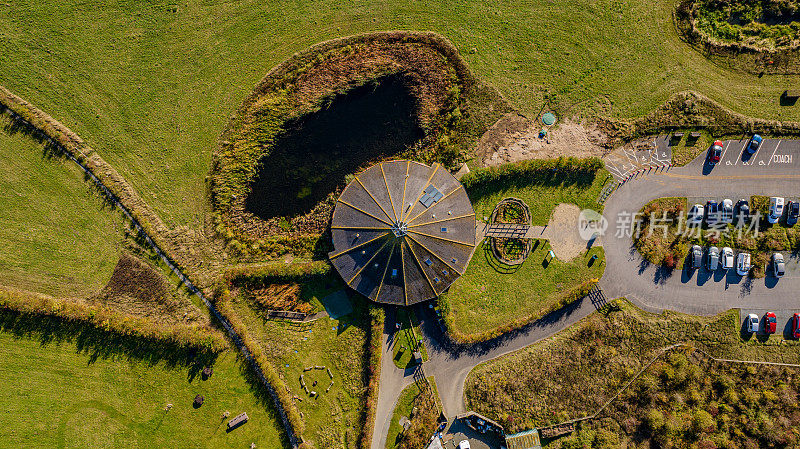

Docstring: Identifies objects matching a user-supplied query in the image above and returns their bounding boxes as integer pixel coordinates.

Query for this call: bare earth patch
[476,113,609,167]
[539,203,589,261]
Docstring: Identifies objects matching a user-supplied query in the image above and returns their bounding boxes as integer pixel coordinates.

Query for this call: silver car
[773,253,786,278]
[707,247,720,271]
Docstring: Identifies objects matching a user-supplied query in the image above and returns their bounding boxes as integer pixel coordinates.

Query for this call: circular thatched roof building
[329,160,477,306]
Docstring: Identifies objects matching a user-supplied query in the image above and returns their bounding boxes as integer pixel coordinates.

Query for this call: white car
[721,247,734,271]
[746,313,759,333]
[688,204,704,225]
[769,197,784,224]
[721,199,733,223]
[458,441,471,449]
[736,252,751,276]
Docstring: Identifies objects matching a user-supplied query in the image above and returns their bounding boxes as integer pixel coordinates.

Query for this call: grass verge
[442,240,604,340]
[392,309,428,369]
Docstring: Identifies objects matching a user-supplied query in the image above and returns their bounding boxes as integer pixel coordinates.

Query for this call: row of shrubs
[600,91,800,146]
[224,260,331,286]
[460,157,605,191]
[0,288,227,353]
[438,279,598,344]
[358,306,386,449]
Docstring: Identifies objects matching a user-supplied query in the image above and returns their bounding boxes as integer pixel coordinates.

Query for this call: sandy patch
[475,113,609,167]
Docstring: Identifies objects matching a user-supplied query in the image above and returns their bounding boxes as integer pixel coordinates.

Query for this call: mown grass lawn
[1,0,797,228]
[445,240,605,337]
[229,291,371,448]
[0,127,123,297]
[468,168,610,225]
[0,329,288,448]
[392,309,428,369]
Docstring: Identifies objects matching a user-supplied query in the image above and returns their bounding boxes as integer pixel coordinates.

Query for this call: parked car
[746,313,759,333]
[737,198,750,223]
[721,199,733,223]
[764,312,778,334]
[787,201,799,226]
[793,313,800,339]
[737,252,751,276]
[688,204,704,225]
[773,253,786,278]
[459,441,471,449]
[706,200,719,225]
[769,197,785,224]
[707,246,720,271]
[748,134,762,153]
[708,140,723,163]
[691,245,702,270]
[721,247,734,270]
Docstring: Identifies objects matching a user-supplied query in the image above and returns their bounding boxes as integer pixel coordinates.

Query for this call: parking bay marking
[767,140,781,166]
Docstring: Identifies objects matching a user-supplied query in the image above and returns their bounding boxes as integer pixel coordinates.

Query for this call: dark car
[748,134,762,154]
[793,314,800,339]
[737,199,750,223]
[706,200,719,225]
[691,245,702,269]
[787,201,799,226]
[708,140,723,163]
[764,312,778,334]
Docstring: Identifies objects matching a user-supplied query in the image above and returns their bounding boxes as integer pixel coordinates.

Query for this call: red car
[764,312,778,334]
[708,140,723,163]
[793,313,800,339]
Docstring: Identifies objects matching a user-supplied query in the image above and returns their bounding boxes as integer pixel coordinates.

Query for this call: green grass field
[0,128,124,298]
[229,291,371,448]
[0,328,288,448]
[392,309,428,369]
[1,0,798,229]
[469,168,610,225]
[445,240,604,337]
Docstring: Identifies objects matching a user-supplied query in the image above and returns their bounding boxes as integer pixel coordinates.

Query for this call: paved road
[371,296,601,449]
[601,139,800,315]
[372,139,800,449]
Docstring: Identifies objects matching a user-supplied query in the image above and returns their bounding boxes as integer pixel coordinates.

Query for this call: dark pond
[245,74,425,220]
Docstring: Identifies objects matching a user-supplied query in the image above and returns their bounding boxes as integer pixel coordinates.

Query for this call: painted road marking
[767,140,781,166]
[720,141,730,162]
[734,140,747,165]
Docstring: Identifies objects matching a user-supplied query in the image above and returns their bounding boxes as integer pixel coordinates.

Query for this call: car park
[688,204,704,225]
[706,200,719,225]
[737,252,751,276]
[769,197,784,224]
[772,253,785,278]
[787,201,799,226]
[793,314,800,339]
[764,312,778,334]
[721,247,734,270]
[746,313,759,333]
[707,246,719,271]
[720,199,733,223]
[691,245,702,270]
[708,140,723,163]
[736,199,750,223]
[747,134,762,153]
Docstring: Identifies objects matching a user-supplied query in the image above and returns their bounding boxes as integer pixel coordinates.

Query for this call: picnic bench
[784,90,800,99]
[227,412,249,430]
